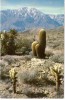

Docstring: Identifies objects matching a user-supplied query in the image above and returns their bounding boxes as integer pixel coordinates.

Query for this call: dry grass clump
[49,54,64,64]
[0,60,10,79]
[24,91,48,98]
[17,59,56,86]
[22,85,48,98]
[0,60,8,67]
[46,27,64,50]
[18,68,39,84]
[2,56,17,64]
[45,49,54,58]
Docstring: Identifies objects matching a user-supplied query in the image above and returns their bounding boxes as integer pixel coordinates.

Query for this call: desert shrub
[16,38,32,55]
[18,68,39,84]
[0,60,8,68]
[1,32,9,55]
[9,29,17,36]
[20,47,29,55]
[42,60,55,68]
[1,29,17,55]
[0,60,10,79]
[31,59,56,85]
[23,91,48,98]
[1,30,32,55]
[50,54,64,64]
[18,64,55,86]
[45,50,54,58]
[2,56,17,64]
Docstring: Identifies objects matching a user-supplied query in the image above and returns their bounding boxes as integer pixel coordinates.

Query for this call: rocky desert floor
[0,52,64,98]
[0,27,64,98]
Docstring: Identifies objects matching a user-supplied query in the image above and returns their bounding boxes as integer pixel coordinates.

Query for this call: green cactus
[35,43,45,58]
[38,29,46,46]
[31,29,46,58]
[31,41,38,56]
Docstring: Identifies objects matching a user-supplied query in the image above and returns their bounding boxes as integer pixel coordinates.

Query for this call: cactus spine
[32,29,46,58]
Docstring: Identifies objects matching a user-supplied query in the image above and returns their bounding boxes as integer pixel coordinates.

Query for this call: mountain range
[0,7,64,31]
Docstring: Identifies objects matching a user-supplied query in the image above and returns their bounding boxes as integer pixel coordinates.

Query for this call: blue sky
[0,0,64,14]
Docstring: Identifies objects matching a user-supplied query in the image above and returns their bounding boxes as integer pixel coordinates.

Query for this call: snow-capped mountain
[49,14,64,25]
[0,7,64,31]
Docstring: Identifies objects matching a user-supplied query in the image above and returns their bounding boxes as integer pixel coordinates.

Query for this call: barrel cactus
[32,29,46,58]
[38,29,46,46]
[35,43,45,58]
[31,41,38,56]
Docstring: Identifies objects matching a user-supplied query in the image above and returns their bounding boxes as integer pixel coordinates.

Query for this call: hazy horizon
[0,0,64,14]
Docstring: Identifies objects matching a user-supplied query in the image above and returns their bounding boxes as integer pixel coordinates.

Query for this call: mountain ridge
[0,7,64,31]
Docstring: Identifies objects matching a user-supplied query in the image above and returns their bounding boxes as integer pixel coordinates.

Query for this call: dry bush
[45,51,54,57]
[1,29,17,55]
[17,59,56,86]
[16,38,32,55]
[49,54,64,64]
[0,60,10,79]
[2,56,17,64]
[17,68,40,84]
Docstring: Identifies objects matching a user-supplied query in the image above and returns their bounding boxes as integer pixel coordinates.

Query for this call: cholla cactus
[9,68,17,93]
[1,33,4,40]
[50,63,63,91]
